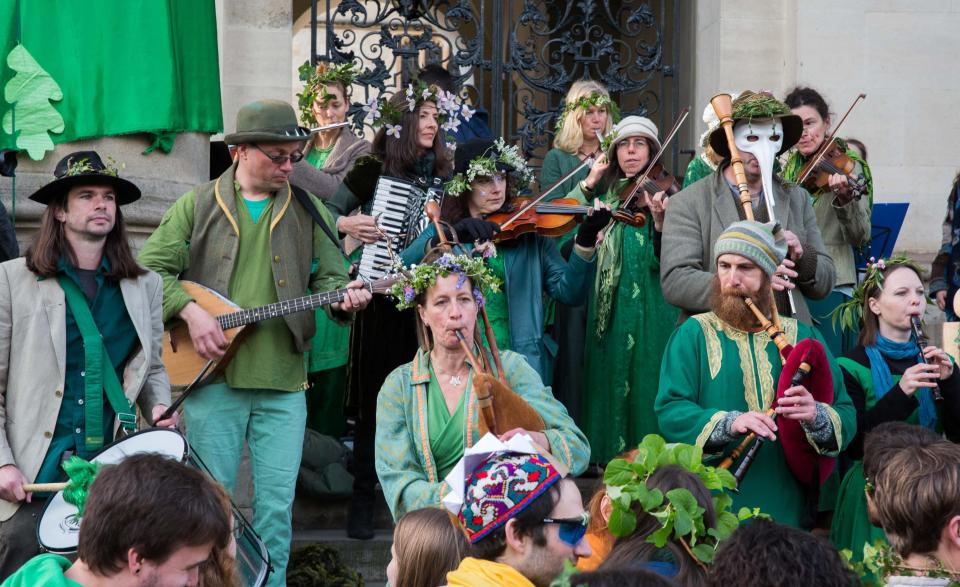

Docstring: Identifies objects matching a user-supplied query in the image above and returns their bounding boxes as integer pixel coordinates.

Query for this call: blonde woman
[540,80,616,199]
[386,508,468,587]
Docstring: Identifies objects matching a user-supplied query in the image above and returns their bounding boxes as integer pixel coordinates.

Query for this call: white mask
[733,118,783,207]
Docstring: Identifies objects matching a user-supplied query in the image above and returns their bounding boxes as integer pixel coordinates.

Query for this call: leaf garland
[296,61,358,126]
[842,541,960,587]
[444,137,536,196]
[555,91,621,131]
[389,253,501,310]
[830,256,927,333]
[2,44,65,161]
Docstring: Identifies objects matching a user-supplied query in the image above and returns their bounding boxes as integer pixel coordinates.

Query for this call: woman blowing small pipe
[374,251,590,519]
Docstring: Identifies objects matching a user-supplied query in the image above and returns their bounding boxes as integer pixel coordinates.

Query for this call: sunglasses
[252,144,304,165]
[542,511,590,547]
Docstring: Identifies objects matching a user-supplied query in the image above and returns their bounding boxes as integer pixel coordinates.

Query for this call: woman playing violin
[782,87,873,357]
[374,251,590,520]
[571,116,679,463]
[401,138,609,382]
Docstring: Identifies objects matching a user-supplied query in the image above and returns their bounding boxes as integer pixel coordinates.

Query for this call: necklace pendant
[450,375,463,386]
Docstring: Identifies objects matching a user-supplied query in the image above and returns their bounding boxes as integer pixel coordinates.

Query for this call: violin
[797,94,868,199]
[486,197,583,242]
[798,138,868,199]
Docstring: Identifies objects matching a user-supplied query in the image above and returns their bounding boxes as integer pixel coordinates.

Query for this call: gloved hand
[575,207,613,247]
[453,218,501,243]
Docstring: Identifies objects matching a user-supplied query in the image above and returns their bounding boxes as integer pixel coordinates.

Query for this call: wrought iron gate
[309,0,682,171]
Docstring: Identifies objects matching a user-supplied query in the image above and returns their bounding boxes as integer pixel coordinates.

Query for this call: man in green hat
[661,90,836,326]
[139,99,371,585]
[0,151,175,577]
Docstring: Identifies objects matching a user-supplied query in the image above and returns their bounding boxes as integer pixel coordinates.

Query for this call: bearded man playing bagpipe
[655,220,856,528]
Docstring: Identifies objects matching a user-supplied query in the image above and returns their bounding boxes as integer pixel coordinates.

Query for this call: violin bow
[620,106,690,211]
[797,93,867,185]
[425,202,507,384]
[499,133,603,231]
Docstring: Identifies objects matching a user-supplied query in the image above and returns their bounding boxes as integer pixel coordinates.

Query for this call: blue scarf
[865,335,937,430]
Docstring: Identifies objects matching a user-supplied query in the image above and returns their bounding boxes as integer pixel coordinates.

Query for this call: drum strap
[58,276,137,451]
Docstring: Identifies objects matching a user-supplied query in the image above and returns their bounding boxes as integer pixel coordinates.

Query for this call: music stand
[855,202,909,279]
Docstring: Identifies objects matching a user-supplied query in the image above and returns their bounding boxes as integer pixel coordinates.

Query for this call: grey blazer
[0,258,171,521]
[660,171,836,325]
[289,130,372,200]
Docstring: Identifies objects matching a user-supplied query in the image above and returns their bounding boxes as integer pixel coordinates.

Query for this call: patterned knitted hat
[459,452,561,544]
[713,220,787,277]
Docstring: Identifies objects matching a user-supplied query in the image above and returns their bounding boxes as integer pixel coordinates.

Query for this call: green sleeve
[307,193,352,323]
[374,365,448,520]
[137,192,197,322]
[654,319,729,452]
[504,351,591,475]
[539,149,563,192]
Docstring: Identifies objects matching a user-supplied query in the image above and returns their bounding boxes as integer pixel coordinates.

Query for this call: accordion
[357,175,443,281]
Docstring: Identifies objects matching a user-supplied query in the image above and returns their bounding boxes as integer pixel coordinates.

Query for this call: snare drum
[36,428,271,587]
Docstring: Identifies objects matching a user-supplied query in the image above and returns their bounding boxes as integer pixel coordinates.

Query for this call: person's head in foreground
[873,441,960,577]
[72,453,231,587]
[710,220,788,330]
[706,518,859,587]
[386,507,467,587]
[445,451,592,587]
[568,567,676,587]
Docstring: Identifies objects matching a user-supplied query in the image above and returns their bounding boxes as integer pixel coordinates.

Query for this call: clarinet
[731,352,814,488]
[910,316,943,401]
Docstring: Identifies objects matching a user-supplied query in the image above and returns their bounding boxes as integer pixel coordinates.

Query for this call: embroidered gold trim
[270,183,293,233]
[693,313,723,379]
[695,410,728,449]
[822,403,843,456]
[753,330,776,410]
[415,382,436,483]
[213,177,240,236]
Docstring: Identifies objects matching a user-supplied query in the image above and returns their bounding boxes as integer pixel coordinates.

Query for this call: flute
[911,316,943,401]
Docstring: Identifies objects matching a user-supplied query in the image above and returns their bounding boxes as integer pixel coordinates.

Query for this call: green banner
[0,0,223,153]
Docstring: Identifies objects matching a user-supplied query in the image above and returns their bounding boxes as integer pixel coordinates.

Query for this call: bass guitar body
[163,281,249,387]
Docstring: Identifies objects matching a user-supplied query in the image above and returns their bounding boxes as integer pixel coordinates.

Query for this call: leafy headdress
[603,434,764,567]
[389,252,501,311]
[444,137,535,196]
[707,90,802,159]
[296,61,357,126]
[555,91,621,131]
[831,256,926,333]
[362,81,468,142]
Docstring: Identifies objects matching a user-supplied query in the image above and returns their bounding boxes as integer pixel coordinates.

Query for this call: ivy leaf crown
[389,252,501,311]
[296,61,358,126]
[363,81,464,136]
[555,91,621,131]
[830,256,926,334]
[65,156,120,178]
[445,137,536,197]
[603,434,766,566]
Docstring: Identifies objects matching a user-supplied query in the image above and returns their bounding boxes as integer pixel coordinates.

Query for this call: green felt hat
[223,99,314,145]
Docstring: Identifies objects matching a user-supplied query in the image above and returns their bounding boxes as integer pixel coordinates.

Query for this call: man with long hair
[0,151,175,577]
[655,220,855,527]
[139,99,371,584]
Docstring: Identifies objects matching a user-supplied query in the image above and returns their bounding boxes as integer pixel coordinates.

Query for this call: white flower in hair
[363,97,381,121]
[446,141,457,151]
[461,103,476,122]
[386,124,402,139]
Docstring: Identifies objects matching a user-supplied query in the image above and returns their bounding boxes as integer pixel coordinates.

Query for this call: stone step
[292,529,392,586]
[292,491,395,531]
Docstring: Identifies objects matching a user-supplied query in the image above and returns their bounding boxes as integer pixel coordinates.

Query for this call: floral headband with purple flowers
[831,255,925,333]
[389,253,501,311]
[363,81,471,145]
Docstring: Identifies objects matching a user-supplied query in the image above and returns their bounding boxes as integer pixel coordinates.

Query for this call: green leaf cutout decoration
[2,45,65,160]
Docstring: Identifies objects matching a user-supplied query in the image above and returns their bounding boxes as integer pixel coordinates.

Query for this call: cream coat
[0,258,171,521]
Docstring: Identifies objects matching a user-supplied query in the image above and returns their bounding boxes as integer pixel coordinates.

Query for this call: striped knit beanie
[713,220,787,277]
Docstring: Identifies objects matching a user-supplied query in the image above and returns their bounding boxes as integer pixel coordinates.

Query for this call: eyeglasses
[542,512,590,547]
[616,138,650,150]
[252,144,304,165]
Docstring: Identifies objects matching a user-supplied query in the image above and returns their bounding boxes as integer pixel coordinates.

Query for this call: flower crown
[445,138,535,196]
[389,253,501,310]
[831,256,926,333]
[296,61,357,126]
[363,82,469,142]
[555,91,621,131]
[604,434,765,566]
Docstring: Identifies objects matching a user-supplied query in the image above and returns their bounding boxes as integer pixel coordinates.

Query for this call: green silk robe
[654,312,857,527]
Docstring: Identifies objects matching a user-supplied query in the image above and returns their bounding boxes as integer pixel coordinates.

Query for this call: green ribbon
[58,276,136,451]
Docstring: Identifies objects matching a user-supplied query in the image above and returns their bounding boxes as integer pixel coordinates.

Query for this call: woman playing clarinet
[571,116,679,463]
[374,251,589,519]
[831,257,960,566]
[782,87,873,357]
[401,137,609,382]
[325,82,459,539]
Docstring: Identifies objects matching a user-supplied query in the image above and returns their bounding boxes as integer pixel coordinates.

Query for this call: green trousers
[184,383,306,587]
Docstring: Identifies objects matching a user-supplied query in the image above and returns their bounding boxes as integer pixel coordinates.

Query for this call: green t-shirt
[306,143,336,168]
[242,197,271,224]
[1,554,81,587]
[427,368,468,480]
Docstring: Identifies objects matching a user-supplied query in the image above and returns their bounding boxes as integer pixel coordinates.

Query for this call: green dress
[305,142,352,435]
[540,148,589,201]
[426,369,468,480]
[655,313,856,527]
[581,178,679,463]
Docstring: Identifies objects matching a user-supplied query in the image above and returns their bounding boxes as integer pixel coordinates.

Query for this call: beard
[709,276,773,331]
